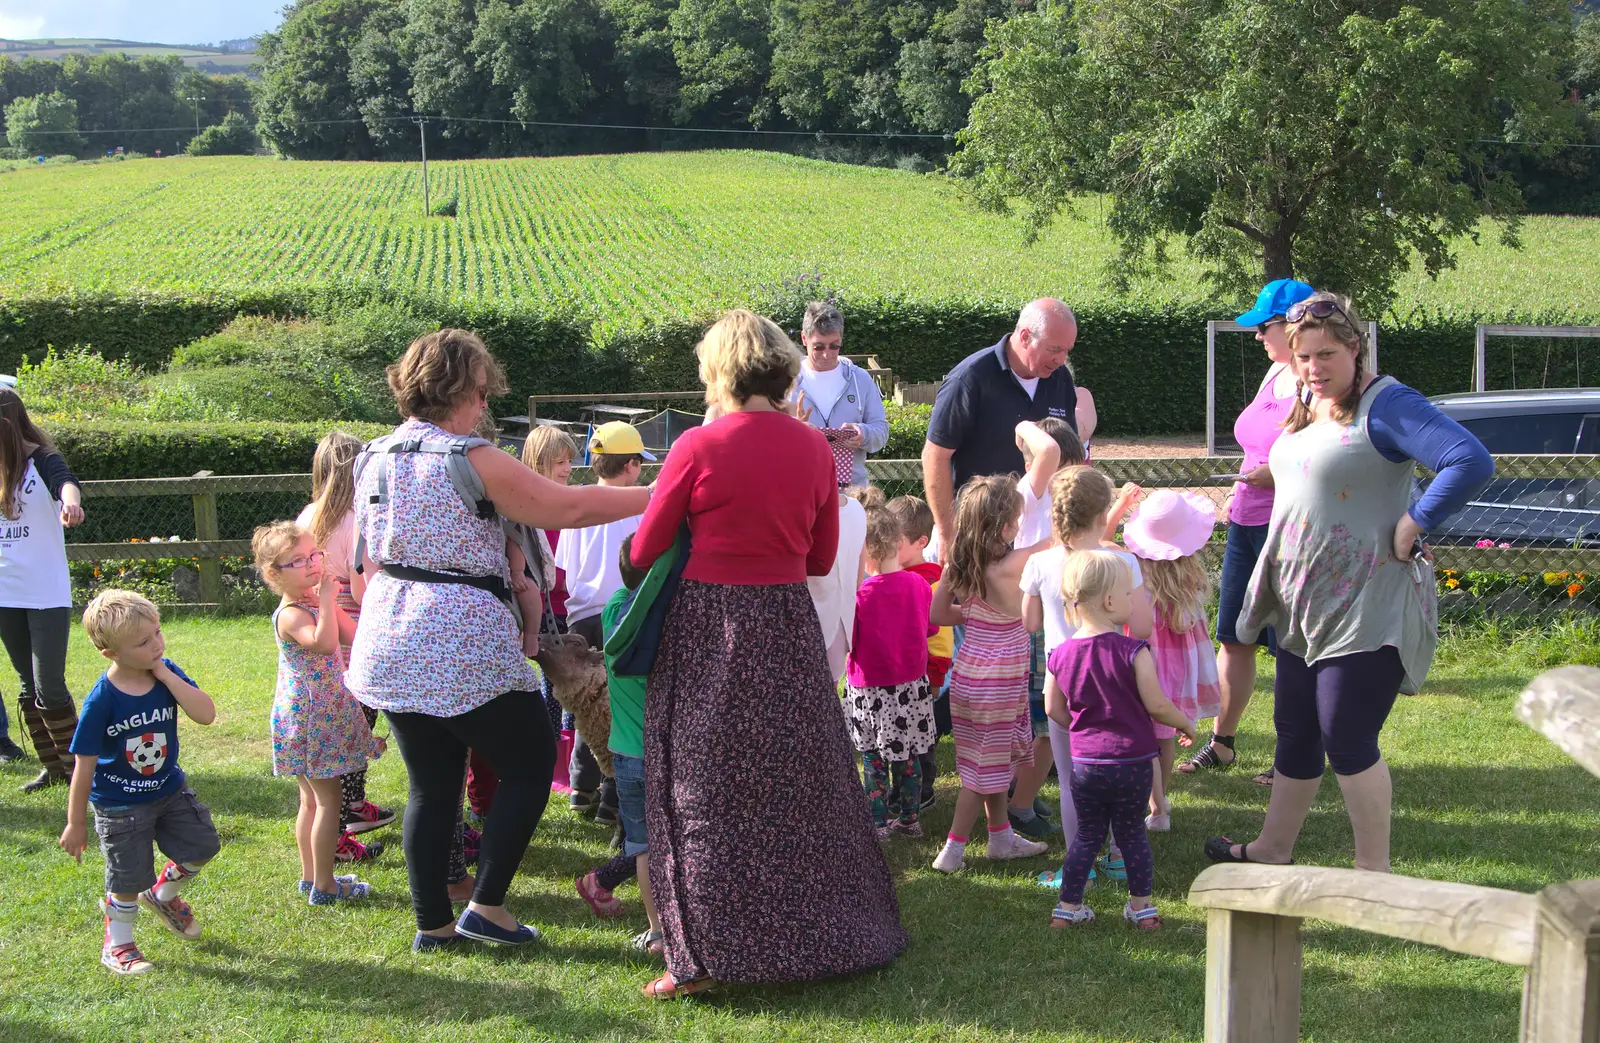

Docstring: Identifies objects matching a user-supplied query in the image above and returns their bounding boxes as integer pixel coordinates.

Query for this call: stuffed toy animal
[534,632,614,777]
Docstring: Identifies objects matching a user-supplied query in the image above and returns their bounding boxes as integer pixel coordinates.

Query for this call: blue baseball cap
[1235,279,1315,328]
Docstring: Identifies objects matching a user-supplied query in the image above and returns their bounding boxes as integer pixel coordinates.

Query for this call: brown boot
[18,693,50,763]
[19,698,75,793]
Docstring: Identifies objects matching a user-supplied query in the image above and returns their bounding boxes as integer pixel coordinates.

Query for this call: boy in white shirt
[555,421,653,818]
[1009,418,1085,840]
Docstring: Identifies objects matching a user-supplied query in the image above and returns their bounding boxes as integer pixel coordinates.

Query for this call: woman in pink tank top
[1178,279,1313,780]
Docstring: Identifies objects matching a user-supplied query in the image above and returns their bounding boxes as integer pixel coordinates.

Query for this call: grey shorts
[94,786,220,895]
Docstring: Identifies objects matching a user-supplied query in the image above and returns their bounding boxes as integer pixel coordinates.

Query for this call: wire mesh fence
[64,456,1600,624]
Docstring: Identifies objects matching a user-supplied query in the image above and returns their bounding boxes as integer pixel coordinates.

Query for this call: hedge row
[7,286,1598,436]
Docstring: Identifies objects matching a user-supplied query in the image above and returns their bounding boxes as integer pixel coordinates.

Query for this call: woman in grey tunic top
[1204,293,1493,873]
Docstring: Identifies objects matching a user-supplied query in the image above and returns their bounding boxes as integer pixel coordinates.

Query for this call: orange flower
[1568,582,1585,599]
[1445,578,1460,589]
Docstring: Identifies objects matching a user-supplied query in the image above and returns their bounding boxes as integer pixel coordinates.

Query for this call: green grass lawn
[2,615,1597,1042]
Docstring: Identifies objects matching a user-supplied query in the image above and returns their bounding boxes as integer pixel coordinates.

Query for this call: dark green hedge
[52,420,392,480]
[7,286,1596,437]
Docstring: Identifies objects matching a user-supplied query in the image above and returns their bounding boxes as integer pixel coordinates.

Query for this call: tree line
[0,52,254,156]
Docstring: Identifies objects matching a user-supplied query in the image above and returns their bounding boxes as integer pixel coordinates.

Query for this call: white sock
[104,897,137,947]
[153,861,200,902]
[989,826,1017,845]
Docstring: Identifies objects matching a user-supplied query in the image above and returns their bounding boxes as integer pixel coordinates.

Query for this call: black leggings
[0,606,72,712]
[385,690,556,930]
[1273,647,1404,780]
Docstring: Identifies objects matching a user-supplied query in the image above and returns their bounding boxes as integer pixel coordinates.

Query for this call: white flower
[149,536,164,543]
[169,535,182,543]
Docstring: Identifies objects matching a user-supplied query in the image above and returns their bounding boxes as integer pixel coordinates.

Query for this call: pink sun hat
[1121,490,1218,561]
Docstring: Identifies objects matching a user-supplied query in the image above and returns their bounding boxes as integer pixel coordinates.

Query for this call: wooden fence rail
[1190,666,1600,1043]
[66,454,1600,607]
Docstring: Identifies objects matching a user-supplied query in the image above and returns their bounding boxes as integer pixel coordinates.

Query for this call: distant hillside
[0,38,258,78]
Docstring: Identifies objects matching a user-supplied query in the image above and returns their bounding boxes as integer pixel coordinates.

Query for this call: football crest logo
[125,733,167,776]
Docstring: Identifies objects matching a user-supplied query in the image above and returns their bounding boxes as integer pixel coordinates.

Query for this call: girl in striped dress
[931,475,1053,873]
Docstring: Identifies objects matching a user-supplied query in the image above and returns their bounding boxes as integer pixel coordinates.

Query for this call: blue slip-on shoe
[414,930,472,953]
[455,908,541,947]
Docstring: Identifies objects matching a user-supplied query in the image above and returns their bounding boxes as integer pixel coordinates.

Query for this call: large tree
[952,0,1576,312]
[5,91,84,154]
[256,0,397,159]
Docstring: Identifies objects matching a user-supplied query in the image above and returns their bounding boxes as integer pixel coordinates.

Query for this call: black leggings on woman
[384,690,556,931]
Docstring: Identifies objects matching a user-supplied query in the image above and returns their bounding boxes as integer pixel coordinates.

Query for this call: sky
[0,1,284,46]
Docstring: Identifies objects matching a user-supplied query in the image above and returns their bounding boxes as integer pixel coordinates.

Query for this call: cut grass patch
[0,616,1595,1042]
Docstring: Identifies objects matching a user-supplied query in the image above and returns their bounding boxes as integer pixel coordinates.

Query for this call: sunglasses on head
[1285,299,1351,325]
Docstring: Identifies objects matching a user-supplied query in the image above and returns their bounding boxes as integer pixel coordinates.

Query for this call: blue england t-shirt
[68,659,196,806]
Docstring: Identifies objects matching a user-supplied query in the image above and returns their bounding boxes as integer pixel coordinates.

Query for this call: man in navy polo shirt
[921,297,1080,560]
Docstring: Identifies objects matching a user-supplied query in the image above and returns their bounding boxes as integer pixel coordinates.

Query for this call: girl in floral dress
[1121,491,1222,832]
[256,520,381,906]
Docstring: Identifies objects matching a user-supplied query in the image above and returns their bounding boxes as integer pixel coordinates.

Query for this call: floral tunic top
[1236,376,1439,693]
[346,418,537,716]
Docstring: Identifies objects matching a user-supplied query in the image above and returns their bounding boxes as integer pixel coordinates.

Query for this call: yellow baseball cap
[588,421,658,461]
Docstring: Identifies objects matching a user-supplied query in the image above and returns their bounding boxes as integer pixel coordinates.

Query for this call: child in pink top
[844,507,937,838]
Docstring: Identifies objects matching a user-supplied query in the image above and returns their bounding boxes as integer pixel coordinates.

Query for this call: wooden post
[191,470,221,605]
[1205,909,1302,1043]
[1523,880,1600,1042]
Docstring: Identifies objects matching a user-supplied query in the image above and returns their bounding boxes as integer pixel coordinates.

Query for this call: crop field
[0,152,1597,322]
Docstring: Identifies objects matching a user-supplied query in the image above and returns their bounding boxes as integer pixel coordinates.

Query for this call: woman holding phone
[1179,279,1313,782]
[791,302,888,486]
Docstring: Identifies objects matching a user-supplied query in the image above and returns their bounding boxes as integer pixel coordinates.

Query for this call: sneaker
[461,826,481,866]
[0,735,25,763]
[101,941,154,975]
[414,930,471,953]
[334,831,383,863]
[1008,809,1060,840]
[343,800,397,835]
[1032,796,1052,820]
[890,819,923,839]
[455,907,540,947]
[412,927,467,953]
[986,830,1049,860]
[873,824,895,842]
[308,878,372,905]
[298,875,357,895]
[595,803,619,827]
[138,890,201,940]
[569,789,599,816]
[931,842,965,873]
[1145,812,1171,833]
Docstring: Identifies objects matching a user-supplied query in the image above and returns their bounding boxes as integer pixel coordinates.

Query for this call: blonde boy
[61,590,218,975]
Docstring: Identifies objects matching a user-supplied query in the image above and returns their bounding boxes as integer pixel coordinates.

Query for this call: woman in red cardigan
[630,310,906,998]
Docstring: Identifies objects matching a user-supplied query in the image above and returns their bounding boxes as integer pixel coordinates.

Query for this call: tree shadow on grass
[187,940,647,1039]
[0,1016,81,1043]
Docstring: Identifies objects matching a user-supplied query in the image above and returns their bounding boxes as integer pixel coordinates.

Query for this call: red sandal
[643,972,717,999]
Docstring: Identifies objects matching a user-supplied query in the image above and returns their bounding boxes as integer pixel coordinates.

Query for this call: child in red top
[844,508,938,839]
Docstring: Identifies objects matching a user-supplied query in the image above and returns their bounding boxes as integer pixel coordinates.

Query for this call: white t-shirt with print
[554,513,642,625]
[1021,545,1145,655]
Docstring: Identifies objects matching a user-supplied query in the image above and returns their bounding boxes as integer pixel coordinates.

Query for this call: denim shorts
[1027,631,1050,737]
[94,785,220,894]
[1215,521,1277,651]
[611,752,647,857]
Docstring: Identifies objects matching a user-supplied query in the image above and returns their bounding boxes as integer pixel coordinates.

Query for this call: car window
[1458,413,1583,455]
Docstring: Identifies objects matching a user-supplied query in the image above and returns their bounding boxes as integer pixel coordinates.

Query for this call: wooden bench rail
[1517,665,1600,780]
[1190,864,1538,966]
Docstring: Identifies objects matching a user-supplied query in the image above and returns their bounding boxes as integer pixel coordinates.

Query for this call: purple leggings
[1059,760,1154,904]
[1273,646,1404,780]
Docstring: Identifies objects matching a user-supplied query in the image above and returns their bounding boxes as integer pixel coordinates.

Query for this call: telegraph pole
[186,94,205,137]
[413,116,430,215]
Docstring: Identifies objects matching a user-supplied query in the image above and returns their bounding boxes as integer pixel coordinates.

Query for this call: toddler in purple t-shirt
[1043,550,1195,931]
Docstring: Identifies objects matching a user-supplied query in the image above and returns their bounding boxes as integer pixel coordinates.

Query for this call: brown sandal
[1252,767,1276,786]
[643,973,716,999]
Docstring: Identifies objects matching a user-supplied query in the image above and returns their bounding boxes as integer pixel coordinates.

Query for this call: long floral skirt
[645,579,908,984]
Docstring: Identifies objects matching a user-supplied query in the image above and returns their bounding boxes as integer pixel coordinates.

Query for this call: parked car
[1422,388,1600,547]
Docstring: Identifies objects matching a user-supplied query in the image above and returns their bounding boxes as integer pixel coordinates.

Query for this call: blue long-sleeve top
[1368,384,1495,531]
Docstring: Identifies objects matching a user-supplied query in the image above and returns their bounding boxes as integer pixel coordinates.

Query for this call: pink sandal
[575,872,623,918]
